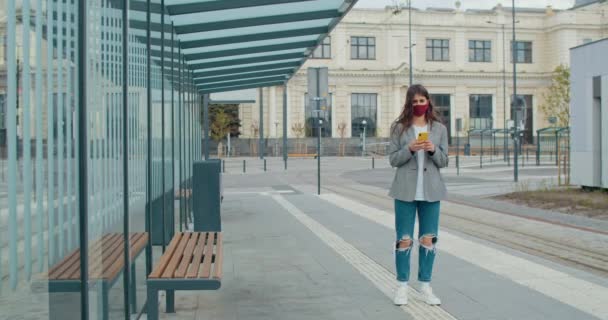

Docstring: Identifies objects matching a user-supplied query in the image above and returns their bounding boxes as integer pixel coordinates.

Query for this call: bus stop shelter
[536,126,570,165]
[0,0,357,319]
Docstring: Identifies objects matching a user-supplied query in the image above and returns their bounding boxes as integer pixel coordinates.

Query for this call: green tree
[211,109,230,141]
[204,104,242,138]
[211,109,231,157]
[539,64,570,127]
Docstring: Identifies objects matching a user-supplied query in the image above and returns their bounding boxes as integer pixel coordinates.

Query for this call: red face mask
[413,103,429,117]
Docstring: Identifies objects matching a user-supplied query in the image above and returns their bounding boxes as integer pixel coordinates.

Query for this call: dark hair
[391,84,441,136]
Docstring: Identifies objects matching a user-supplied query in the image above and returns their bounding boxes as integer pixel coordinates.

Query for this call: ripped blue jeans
[394,199,440,282]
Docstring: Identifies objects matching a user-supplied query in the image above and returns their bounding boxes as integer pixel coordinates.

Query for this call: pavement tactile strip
[320,192,608,320]
[272,194,459,320]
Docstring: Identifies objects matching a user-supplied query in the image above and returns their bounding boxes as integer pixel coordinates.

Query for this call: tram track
[291,169,608,279]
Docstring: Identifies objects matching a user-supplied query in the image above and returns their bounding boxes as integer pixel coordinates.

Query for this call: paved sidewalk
[150,185,607,320]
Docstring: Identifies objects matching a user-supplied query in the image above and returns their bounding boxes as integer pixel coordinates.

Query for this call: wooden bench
[174,188,192,199]
[41,232,148,320]
[147,232,223,320]
[288,153,318,158]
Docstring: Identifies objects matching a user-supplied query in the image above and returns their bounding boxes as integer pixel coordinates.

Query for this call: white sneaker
[393,285,408,305]
[419,284,441,305]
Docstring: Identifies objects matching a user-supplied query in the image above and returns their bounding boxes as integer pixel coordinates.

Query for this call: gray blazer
[388,121,449,202]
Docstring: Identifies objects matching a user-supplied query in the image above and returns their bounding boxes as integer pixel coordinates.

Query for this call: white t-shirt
[413,125,428,201]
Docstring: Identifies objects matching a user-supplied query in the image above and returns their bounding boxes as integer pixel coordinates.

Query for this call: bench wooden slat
[46,233,148,282]
[96,233,131,279]
[82,233,123,279]
[49,234,113,280]
[288,153,317,157]
[104,252,125,281]
[74,233,134,280]
[212,233,223,280]
[198,232,216,279]
[48,251,81,280]
[63,233,121,280]
[130,233,149,261]
[95,233,149,281]
[82,233,127,280]
[186,232,208,279]
[103,233,142,281]
[67,234,123,280]
[175,233,199,278]
[175,188,192,199]
[48,238,95,279]
[57,256,82,280]
[149,233,184,278]
[161,233,192,278]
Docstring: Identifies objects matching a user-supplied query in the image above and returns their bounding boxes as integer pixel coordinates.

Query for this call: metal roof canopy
[129,0,357,94]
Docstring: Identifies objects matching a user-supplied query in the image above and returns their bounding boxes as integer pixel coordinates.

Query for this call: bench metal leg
[130,262,137,313]
[147,286,159,320]
[166,289,175,313]
[98,281,109,320]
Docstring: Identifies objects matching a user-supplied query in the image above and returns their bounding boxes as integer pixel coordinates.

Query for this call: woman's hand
[423,140,436,153]
[408,139,425,153]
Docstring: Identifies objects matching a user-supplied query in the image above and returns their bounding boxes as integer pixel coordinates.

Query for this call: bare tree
[539,64,570,127]
[211,109,231,157]
[291,121,305,153]
[337,122,347,156]
[250,121,259,157]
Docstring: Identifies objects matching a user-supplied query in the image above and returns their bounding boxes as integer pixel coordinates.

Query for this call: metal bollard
[243,160,246,173]
[264,159,267,172]
[372,157,375,169]
[222,160,225,173]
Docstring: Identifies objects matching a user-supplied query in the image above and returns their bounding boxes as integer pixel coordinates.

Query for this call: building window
[350,36,376,60]
[312,37,331,59]
[426,39,449,61]
[511,94,533,144]
[469,94,493,129]
[469,40,491,62]
[511,41,532,63]
[351,93,377,137]
[304,93,332,137]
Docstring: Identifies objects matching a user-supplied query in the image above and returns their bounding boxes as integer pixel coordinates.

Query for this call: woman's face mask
[413,103,429,117]
[411,94,429,117]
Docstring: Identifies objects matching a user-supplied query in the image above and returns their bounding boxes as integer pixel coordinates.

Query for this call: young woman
[388,84,448,306]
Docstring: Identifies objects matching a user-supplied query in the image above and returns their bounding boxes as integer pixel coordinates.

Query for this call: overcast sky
[354,0,576,10]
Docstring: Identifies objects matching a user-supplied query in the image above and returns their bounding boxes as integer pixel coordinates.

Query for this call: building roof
[570,37,608,50]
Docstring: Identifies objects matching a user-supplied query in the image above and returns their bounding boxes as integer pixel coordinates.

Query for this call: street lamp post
[408,0,413,86]
[512,0,519,182]
[361,119,367,157]
[274,121,279,157]
[317,118,323,195]
[393,1,414,86]
[487,19,519,162]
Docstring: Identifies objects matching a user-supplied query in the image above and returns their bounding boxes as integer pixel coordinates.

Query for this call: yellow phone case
[417,132,429,141]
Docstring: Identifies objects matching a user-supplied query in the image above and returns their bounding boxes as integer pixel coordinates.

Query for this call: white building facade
[239,1,608,144]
